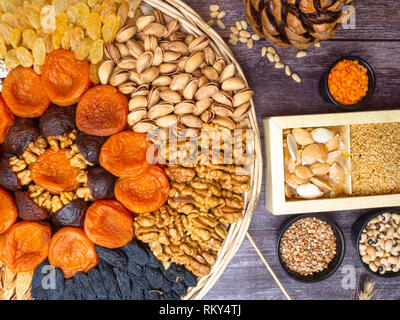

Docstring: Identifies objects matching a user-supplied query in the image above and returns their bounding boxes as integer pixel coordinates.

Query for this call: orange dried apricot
[0,186,18,234]
[99,131,151,177]
[30,149,82,194]
[2,66,50,118]
[41,49,91,106]
[48,227,98,278]
[76,85,128,136]
[114,165,169,214]
[0,221,52,272]
[84,200,134,249]
[0,95,14,143]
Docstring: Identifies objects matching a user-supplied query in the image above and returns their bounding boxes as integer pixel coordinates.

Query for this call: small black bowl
[276,214,345,283]
[319,56,376,110]
[351,208,400,278]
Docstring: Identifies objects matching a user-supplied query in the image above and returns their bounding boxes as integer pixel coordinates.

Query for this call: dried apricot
[76,85,128,137]
[0,186,18,234]
[2,66,50,118]
[84,200,134,249]
[48,227,98,278]
[41,49,91,106]
[114,165,169,214]
[0,94,14,143]
[30,149,82,194]
[1,221,52,272]
[99,131,151,177]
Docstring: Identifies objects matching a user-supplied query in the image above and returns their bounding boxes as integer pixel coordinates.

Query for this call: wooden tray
[264,109,400,215]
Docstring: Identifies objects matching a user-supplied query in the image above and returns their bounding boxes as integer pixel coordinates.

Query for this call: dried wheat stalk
[0,262,33,300]
[356,277,377,300]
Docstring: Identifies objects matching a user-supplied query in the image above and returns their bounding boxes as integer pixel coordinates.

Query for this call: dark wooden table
[182,0,400,300]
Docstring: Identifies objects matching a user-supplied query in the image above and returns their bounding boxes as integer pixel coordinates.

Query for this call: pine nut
[210,4,220,11]
[217,19,226,29]
[239,37,248,43]
[252,34,261,41]
[274,62,284,69]
[207,19,214,26]
[236,21,243,31]
[210,11,219,18]
[266,52,274,63]
[217,11,226,19]
[261,46,267,57]
[229,39,238,46]
[230,26,239,35]
[267,46,276,54]
[239,30,251,38]
[296,51,307,58]
[240,20,248,30]
[247,39,253,49]
[314,42,321,48]
[229,33,238,42]
[285,65,292,76]
[292,73,302,83]
[273,53,280,62]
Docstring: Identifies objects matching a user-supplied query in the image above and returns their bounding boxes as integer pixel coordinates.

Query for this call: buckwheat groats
[351,123,400,196]
[279,217,337,276]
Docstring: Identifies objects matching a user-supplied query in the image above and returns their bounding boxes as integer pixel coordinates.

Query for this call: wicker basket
[139,0,263,300]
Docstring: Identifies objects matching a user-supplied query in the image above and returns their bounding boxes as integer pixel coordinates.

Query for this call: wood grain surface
[181,0,400,300]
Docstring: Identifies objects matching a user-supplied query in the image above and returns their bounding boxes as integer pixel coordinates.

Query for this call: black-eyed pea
[369,262,378,272]
[392,214,400,224]
[380,258,389,267]
[359,244,366,252]
[385,239,394,252]
[360,233,367,243]
[386,226,395,237]
[362,255,372,263]
[370,217,380,225]
[366,246,376,257]
[388,256,399,266]
[373,259,381,267]
[376,249,385,258]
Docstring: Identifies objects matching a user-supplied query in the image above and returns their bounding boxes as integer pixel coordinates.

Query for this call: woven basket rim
[141,0,263,300]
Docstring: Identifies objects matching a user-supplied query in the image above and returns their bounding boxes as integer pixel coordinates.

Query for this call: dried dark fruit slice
[145,266,164,290]
[97,260,121,299]
[3,118,40,156]
[39,104,76,137]
[61,279,76,300]
[75,132,108,165]
[87,166,117,200]
[0,156,21,191]
[88,268,108,300]
[120,241,148,266]
[51,199,88,229]
[14,191,49,221]
[113,267,133,300]
[171,280,186,297]
[74,272,97,300]
[95,245,128,268]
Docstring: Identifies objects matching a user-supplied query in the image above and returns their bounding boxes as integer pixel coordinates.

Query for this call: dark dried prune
[97,261,121,299]
[88,268,108,300]
[145,266,164,290]
[87,166,117,200]
[47,268,65,300]
[31,259,50,289]
[144,290,162,300]
[15,191,49,221]
[39,105,76,137]
[114,267,133,300]
[61,279,76,300]
[75,132,107,165]
[74,272,97,300]
[121,241,148,266]
[0,156,21,191]
[51,199,88,229]
[95,245,128,268]
[4,118,40,155]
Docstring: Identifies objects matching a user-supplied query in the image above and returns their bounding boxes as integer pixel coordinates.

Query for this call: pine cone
[244,0,354,49]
